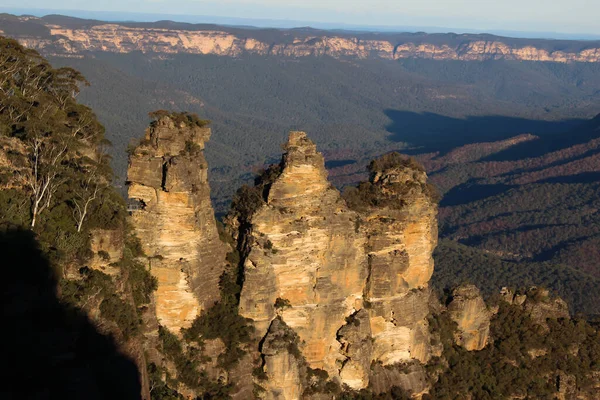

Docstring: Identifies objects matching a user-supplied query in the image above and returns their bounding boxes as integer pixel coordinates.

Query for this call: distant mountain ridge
[2,13,600,63]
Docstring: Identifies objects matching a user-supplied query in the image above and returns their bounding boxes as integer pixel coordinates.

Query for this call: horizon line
[3,7,600,41]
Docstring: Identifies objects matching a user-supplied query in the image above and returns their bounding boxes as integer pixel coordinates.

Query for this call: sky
[2,0,599,36]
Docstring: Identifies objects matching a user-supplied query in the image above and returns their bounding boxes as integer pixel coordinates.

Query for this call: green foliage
[115,228,157,307]
[303,368,341,397]
[149,110,210,128]
[432,239,600,316]
[183,140,202,156]
[227,164,282,226]
[158,326,232,397]
[427,300,600,399]
[274,297,291,310]
[0,189,30,228]
[183,271,254,370]
[60,267,140,339]
[0,36,122,269]
[368,153,425,175]
[147,363,183,400]
[338,387,409,400]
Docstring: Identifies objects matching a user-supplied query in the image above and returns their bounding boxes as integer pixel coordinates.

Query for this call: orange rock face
[127,116,227,333]
[237,132,439,394]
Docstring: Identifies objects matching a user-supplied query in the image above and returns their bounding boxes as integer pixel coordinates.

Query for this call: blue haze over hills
[2,7,600,41]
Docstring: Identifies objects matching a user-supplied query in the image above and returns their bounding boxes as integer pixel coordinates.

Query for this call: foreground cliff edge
[122,118,599,399]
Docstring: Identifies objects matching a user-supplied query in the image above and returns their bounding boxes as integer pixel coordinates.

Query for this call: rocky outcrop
[231,133,439,396]
[88,228,123,274]
[260,318,304,400]
[501,287,570,327]
[127,115,227,333]
[370,362,430,397]
[125,126,440,397]
[238,132,368,385]
[6,18,600,64]
[356,157,438,367]
[447,284,491,351]
[337,310,372,390]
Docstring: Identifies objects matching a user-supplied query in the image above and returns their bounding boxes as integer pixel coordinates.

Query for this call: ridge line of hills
[2,13,600,63]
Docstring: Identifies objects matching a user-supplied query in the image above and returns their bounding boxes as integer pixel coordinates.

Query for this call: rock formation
[6,17,600,64]
[88,228,123,275]
[237,131,368,384]
[447,284,491,351]
[127,114,227,333]
[229,133,439,395]
[357,156,439,366]
[501,286,570,327]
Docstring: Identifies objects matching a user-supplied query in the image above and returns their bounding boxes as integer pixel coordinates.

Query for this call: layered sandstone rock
[233,134,439,396]
[337,310,373,390]
[8,19,600,63]
[447,284,491,351]
[260,318,304,400]
[238,132,368,385]
[127,115,227,333]
[358,158,438,366]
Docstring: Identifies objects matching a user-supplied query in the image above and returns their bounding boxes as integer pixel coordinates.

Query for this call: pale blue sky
[3,0,599,36]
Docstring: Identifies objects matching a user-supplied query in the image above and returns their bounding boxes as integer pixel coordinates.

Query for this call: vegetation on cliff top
[343,152,439,211]
[148,110,210,128]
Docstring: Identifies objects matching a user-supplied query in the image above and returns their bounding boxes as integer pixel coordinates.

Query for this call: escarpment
[127,113,227,333]
[4,17,600,64]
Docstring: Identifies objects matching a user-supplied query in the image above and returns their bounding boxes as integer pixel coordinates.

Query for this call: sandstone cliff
[127,114,227,333]
[228,133,439,396]
[356,156,438,369]
[5,17,600,64]
[237,131,368,386]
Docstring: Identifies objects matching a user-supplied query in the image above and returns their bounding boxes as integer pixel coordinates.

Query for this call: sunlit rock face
[448,284,492,351]
[236,132,439,395]
[13,22,600,64]
[238,132,368,384]
[127,116,227,333]
[260,318,304,400]
[126,125,440,396]
[358,161,438,367]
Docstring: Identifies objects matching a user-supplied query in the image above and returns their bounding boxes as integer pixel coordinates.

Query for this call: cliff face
[8,20,600,63]
[127,116,227,333]
[238,132,368,384]
[360,163,438,367]
[234,132,439,395]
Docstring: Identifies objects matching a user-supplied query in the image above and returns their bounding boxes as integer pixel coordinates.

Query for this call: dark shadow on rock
[0,229,141,400]
[384,109,584,155]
